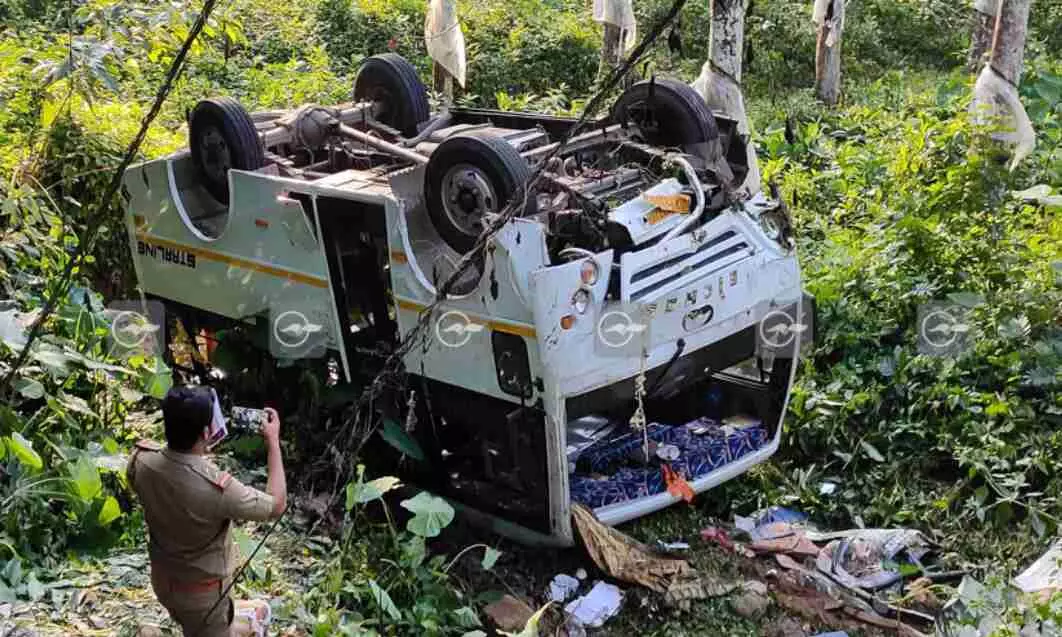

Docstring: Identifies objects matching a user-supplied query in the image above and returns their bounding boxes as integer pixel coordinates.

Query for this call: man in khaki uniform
[128,386,287,636]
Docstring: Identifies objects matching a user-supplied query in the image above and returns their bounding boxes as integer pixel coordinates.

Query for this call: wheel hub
[198,127,231,184]
[441,165,497,236]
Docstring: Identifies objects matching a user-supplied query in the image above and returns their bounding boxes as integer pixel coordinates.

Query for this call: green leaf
[368,579,401,621]
[98,496,121,526]
[0,438,6,461]
[1030,510,1046,538]
[12,377,44,399]
[481,547,501,570]
[860,440,885,463]
[141,358,173,400]
[346,476,402,510]
[58,392,97,419]
[402,536,426,568]
[453,607,481,628]
[379,419,425,461]
[7,433,43,471]
[947,292,985,308]
[1,559,22,586]
[400,492,455,538]
[24,572,44,602]
[69,456,103,501]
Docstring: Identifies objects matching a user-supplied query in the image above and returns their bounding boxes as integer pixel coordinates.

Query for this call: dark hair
[161,386,213,451]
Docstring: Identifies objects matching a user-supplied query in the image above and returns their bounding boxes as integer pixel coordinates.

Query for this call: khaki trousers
[151,570,233,637]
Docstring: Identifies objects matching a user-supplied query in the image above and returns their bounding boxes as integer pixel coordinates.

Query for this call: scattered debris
[571,504,737,610]
[575,568,588,580]
[767,616,809,637]
[484,594,536,633]
[548,574,581,603]
[564,581,624,628]
[656,540,690,553]
[701,526,735,551]
[1013,537,1062,596]
[730,580,771,618]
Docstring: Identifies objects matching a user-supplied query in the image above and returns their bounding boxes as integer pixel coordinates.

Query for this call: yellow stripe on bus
[393,297,537,339]
[134,232,329,289]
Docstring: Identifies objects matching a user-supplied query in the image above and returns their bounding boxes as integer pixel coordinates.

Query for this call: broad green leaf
[368,579,401,621]
[482,547,501,570]
[1,558,22,586]
[24,572,44,602]
[12,377,44,399]
[453,607,481,628]
[400,492,455,538]
[947,292,985,308]
[58,392,97,419]
[141,359,173,400]
[860,440,885,463]
[379,419,425,461]
[0,438,5,461]
[69,456,103,501]
[346,476,402,510]
[98,495,123,525]
[7,433,43,471]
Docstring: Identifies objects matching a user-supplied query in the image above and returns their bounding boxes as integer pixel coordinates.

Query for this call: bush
[315,0,600,106]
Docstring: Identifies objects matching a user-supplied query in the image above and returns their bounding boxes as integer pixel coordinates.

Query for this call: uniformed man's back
[127,386,286,637]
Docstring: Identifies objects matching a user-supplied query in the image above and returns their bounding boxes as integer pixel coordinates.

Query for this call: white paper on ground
[549,573,582,602]
[1014,538,1062,593]
[564,581,624,628]
[592,0,637,51]
[425,0,467,87]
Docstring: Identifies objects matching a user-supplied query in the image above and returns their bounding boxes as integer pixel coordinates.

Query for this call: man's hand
[261,407,280,446]
[261,407,287,516]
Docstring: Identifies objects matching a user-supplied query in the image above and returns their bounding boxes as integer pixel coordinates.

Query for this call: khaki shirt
[127,440,275,582]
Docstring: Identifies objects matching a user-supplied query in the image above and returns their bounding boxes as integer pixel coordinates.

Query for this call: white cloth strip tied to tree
[971,0,1036,169]
[593,0,638,52]
[691,0,762,196]
[972,65,1036,169]
[425,0,466,88]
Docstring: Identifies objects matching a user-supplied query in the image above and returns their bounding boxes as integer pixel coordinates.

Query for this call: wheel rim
[441,164,498,237]
[198,126,231,185]
[623,101,661,141]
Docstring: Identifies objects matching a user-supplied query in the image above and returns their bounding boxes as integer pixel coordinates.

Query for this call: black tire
[611,78,720,150]
[424,132,537,254]
[189,97,265,204]
[353,53,430,138]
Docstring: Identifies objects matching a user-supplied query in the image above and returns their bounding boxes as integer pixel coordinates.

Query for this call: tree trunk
[814,0,844,106]
[691,0,761,195]
[601,23,623,76]
[971,0,1035,168]
[967,0,998,72]
[989,0,1030,85]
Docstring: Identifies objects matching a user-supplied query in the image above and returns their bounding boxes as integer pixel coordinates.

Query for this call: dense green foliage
[0,0,1059,631]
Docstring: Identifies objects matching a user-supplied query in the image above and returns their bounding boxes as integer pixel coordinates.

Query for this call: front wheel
[189,97,265,204]
[424,132,537,254]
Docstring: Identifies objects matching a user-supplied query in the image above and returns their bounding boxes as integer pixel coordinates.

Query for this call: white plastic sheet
[425,0,466,88]
[973,0,998,16]
[593,0,638,52]
[564,581,624,628]
[971,64,1036,169]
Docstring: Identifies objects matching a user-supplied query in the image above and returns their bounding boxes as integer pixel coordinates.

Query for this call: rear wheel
[353,53,430,138]
[189,97,265,204]
[611,78,721,160]
[424,132,536,254]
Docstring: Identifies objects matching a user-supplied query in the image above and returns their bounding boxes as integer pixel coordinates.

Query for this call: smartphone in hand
[230,406,267,433]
